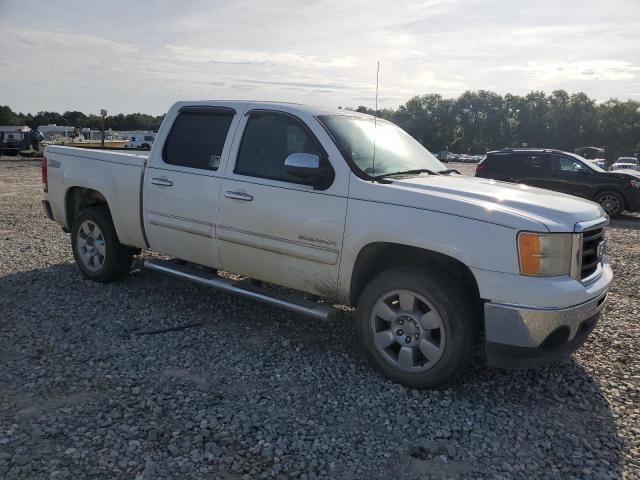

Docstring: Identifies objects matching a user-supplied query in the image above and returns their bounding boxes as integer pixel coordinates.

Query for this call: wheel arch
[592,188,626,211]
[349,242,481,308]
[65,186,111,230]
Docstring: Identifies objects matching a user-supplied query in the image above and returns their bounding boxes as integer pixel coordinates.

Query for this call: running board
[143,259,337,321]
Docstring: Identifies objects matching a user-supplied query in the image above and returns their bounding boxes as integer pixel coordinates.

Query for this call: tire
[356,267,478,389]
[594,190,625,217]
[140,143,150,150]
[71,206,134,282]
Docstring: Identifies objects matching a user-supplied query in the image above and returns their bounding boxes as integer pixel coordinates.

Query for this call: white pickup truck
[42,101,613,388]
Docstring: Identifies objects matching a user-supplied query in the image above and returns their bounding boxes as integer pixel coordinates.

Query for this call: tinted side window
[163,109,234,170]
[485,154,514,172]
[521,154,550,173]
[235,113,322,183]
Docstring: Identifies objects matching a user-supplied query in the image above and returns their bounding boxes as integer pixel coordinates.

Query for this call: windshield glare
[319,115,446,177]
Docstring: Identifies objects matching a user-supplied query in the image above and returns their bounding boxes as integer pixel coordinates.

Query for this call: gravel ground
[0,159,638,479]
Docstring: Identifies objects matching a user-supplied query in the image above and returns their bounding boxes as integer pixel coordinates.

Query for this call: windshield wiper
[438,168,461,175]
[371,168,440,180]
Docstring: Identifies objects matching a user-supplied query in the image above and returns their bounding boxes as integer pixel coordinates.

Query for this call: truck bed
[44,145,148,248]
[45,145,148,167]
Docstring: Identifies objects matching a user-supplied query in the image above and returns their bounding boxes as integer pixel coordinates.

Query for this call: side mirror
[284,153,325,178]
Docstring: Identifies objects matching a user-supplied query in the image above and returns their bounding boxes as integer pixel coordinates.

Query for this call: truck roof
[172,100,372,119]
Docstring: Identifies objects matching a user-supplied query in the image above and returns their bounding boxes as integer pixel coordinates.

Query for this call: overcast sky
[1,0,639,115]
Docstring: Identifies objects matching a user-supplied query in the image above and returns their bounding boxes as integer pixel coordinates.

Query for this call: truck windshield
[318,115,446,177]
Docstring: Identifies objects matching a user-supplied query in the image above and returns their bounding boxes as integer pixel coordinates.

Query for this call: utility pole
[100,109,107,147]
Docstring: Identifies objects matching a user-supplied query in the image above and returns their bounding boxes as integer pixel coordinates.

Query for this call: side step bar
[143,259,337,321]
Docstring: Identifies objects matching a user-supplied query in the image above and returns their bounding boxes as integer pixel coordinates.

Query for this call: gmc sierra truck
[42,101,612,388]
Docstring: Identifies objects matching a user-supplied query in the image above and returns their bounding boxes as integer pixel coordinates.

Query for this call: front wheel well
[349,243,481,308]
[65,187,110,228]
[592,188,626,214]
[592,188,625,203]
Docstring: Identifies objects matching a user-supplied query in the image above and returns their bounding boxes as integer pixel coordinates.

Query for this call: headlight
[517,232,575,277]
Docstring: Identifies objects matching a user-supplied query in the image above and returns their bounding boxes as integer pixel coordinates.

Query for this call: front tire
[594,190,624,217]
[357,268,478,388]
[71,206,134,282]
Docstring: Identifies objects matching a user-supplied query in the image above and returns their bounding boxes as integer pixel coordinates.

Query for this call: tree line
[0,107,165,133]
[2,89,639,160]
[346,90,640,161]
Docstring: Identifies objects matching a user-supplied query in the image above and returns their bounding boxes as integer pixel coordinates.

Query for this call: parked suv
[476,148,640,216]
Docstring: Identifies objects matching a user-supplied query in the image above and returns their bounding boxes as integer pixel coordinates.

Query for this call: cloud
[238,78,369,92]
[6,25,139,54]
[501,60,640,82]
[164,45,356,68]
[0,0,639,113]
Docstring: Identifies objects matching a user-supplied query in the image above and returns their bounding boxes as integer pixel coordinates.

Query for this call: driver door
[548,154,593,198]
[217,109,348,299]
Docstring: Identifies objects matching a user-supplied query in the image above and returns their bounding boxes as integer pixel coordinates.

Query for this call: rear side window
[485,154,514,172]
[235,112,323,183]
[163,108,234,171]
[521,154,550,172]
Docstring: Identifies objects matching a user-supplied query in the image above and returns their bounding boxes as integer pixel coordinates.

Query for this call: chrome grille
[581,227,605,279]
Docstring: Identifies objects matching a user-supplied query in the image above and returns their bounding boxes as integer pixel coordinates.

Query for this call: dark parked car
[476,148,640,216]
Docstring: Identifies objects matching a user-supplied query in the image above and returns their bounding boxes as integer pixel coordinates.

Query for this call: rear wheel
[357,268,478,388]
[71,206,134,282]
[594,190,624,217]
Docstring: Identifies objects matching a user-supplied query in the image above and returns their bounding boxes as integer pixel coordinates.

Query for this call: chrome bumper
[484,290,609,348]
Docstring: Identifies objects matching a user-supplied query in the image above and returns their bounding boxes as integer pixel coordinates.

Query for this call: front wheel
[71,206,134,282]
[594,190,624,217]
[357,268,478,388]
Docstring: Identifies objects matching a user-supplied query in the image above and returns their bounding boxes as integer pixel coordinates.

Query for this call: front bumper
[484,290,609,369]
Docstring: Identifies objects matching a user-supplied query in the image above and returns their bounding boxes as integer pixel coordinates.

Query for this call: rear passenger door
[217,109,348,299]
[143,105,240,268]
[513,153,552,189]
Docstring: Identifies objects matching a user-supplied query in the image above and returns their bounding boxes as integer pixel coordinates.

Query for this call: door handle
[224,190,253,201]
[150,177,173,187]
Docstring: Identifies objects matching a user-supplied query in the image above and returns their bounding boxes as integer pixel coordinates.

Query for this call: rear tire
[594,190,624,217]
[356,267,478,389]
[71,206,134,282]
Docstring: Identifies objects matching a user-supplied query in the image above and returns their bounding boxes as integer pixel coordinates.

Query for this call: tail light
[475,161,485,175]
[42,156,48,192]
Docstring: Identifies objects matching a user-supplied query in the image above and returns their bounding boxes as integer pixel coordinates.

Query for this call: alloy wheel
[76,220,106,272]
[369,289,446,372]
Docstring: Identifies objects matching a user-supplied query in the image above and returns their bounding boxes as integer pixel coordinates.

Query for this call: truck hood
[382,174,605,232]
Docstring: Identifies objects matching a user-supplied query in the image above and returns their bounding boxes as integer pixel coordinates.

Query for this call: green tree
[0,106,26,126]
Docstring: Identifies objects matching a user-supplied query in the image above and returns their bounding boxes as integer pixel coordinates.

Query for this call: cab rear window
[163,107,234,171]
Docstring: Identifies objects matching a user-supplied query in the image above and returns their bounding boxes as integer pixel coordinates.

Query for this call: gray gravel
[0,159,638,479]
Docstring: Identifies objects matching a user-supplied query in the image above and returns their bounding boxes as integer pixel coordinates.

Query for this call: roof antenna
[372,61,380,181]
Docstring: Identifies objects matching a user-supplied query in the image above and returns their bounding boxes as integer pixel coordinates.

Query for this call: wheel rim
[369,289,446,373]
[76,220,106,272]
[597,194,620,215]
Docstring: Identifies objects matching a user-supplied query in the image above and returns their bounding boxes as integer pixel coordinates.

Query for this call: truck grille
[581,227,605,279]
